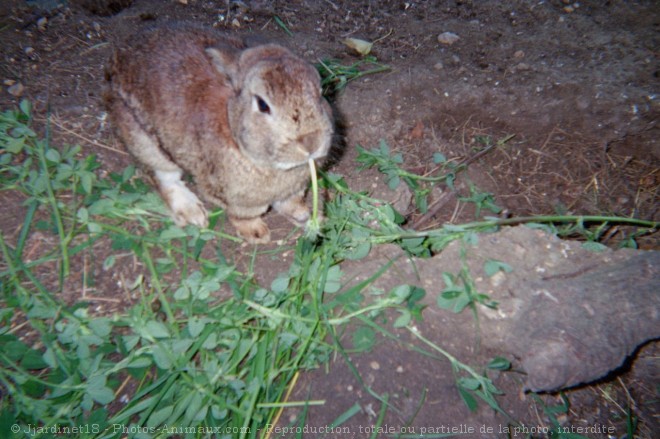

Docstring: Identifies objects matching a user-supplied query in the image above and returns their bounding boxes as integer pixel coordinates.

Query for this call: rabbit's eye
[255,96,271,114]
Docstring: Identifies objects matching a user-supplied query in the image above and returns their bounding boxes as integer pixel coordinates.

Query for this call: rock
[437,32,460,45]
[514,62,531,72]
[8,82,25,97]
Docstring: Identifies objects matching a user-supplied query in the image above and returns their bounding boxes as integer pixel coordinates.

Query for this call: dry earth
[0,0,658,438]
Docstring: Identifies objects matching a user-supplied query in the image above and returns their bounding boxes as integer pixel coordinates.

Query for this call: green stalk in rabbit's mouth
[305,158,321,240]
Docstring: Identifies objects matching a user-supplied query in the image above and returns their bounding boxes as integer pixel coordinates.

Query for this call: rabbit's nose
[297,131,328,157]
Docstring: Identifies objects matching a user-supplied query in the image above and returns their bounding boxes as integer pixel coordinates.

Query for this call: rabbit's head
[207,45,333,170]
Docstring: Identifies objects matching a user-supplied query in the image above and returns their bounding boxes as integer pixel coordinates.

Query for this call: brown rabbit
[105,23,333,243]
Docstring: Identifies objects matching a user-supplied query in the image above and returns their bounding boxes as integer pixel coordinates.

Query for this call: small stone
[24,47,35,56]
[396,365,404,373]
[514,50,525,59]
[563,5,575,13]
[4,79,15,86]
[434,61,444,70]
[8,82,24,97]
[369,361,380,370]
[93,22,101,33]
[490,271,506,288]
[231,18,241,27]
[437,32,460,45]
[514,62,531,72]
[37,17,47,30]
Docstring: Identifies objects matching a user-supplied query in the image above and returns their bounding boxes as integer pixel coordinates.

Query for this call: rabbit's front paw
[230,217,271,244]
[273,197,310,226]
[156,170,209,228]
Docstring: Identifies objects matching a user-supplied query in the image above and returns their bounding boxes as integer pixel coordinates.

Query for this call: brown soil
[1,0,658,438]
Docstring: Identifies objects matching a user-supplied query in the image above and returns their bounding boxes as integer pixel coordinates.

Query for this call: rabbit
[104,23,333,243]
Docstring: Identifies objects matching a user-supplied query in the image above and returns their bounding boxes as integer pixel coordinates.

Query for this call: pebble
[8,82,25,97]
[514,50,525,59]
[514,62,531,72]
[437,32,460,45]
[369,361,380,370]
[37,17,47,30]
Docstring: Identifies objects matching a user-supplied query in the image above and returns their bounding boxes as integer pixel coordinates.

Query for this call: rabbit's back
[106,25,242,168]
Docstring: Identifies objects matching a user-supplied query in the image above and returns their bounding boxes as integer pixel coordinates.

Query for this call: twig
[48,118,128,155]
[411,142,498,229]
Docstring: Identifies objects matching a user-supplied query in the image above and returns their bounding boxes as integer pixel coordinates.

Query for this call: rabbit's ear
[206,48,239,88]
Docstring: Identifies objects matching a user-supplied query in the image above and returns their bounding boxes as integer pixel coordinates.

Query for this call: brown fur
[105,23,333,242]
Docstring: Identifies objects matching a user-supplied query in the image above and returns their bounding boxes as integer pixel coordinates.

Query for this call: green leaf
[188,317,205,338]
[452,294,471,313]
[87,386,115,404]
[87,222,103,233]
[172,339,194,356]
[19,99,31,116]
[127,357,152,368]
[144,321,171,339]
[159,226,188,241]
[45,148,61,163]
[378,139,390,155]
[441,289,463,300]
[457,386,478,412]
[87,375,115,404]
[6,137,25,153]
[345,241,371,260]
[81,172,93,194]
[393,310,411,328]
[103,255,116,270]
[390,284,411,303]
[433,152,446,163]
[147,405,174,428]
[387,175,401,190]
[42,347,57,368]
[2,340,27,362]
[271,275,290,293]
[352,326,375,352]
[484,259,513,277]
[458,377,481,390]
[487,356,511,370]
[184,392,204,424]
[89,318,112,338]
[21,349,48,370]
[323,265,342,293]
[122,165,135,182]
[582,241,607,253]
[152,344,172,370]
[174,285,190,300]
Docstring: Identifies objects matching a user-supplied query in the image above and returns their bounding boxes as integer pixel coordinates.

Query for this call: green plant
[316,57,390,95]
[0,102,337,437]
[1,102,657,437]
[356,138,514,217]
[437,263,498,314]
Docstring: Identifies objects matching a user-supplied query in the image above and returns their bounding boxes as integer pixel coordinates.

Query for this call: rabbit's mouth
[274,145,327,171]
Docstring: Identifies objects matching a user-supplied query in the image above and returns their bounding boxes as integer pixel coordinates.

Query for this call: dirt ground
[1,0,658,437]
